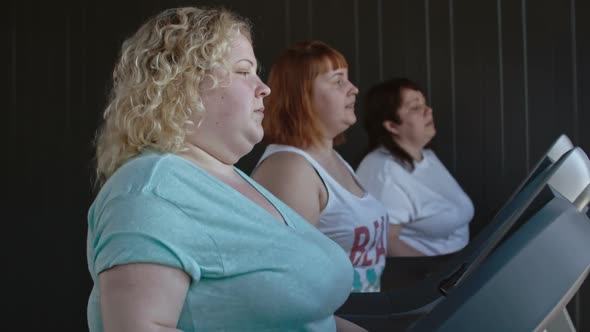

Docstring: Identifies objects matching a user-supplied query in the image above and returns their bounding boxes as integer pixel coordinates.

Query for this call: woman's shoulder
[261,147,316,172]
[358,147,406,174]
[96,152,214,206]
[257,144,320,175]
[107,152,187,188]
[422,149,449,170]
[423,148,438,160]
[260,144,312,164]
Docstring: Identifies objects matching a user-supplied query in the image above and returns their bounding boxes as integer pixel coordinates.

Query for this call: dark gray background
[7,0,589,330]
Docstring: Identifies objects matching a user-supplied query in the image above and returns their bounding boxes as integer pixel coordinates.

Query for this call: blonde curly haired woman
[88,7,363,332]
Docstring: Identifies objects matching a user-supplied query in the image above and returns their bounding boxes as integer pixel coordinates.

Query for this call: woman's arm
[99,263,190,332]
[387,224,425,257]
[252,152,325,226]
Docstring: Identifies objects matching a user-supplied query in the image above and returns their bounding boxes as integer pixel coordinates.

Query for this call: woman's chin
[343,118,357,131]
[251,125,264,142]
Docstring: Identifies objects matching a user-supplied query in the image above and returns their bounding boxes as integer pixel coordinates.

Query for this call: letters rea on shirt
[349,215,388,266]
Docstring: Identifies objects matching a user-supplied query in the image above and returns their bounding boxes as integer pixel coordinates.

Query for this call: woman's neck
[177,144,237,178]
[305,138,335,159]
[394,139,425,161]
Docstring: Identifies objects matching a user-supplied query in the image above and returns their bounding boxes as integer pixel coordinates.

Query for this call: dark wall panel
[477,1,505,221]
[288,0,313,43]
[499,0,529,199]
[350,0,381,166]
[453,0,504,234]
[428,0,454,171]
[381,0,407,81]
[578,0,590,155]
[400,0,429,89]
[382,0,428,87]
[527,0,576,164]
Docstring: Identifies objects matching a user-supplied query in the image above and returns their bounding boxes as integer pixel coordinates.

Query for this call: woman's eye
[237,70,250,77]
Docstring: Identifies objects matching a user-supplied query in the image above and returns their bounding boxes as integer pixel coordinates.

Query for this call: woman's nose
[349,81,359,95]
[257,80,271,98]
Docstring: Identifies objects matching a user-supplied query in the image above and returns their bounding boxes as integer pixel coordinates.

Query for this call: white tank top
[258,144,389,292]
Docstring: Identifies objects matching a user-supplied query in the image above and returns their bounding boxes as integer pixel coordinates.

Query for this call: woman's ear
[382,120,399,135]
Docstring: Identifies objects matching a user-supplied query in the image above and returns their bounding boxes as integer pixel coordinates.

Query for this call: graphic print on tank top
[349,215,388,291]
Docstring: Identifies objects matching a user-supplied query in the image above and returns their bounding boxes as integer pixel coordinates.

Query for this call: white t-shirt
[356,147,474,256]
[258,144,389,292]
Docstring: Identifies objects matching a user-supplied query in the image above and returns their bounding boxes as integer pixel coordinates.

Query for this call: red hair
[263,40,348,148]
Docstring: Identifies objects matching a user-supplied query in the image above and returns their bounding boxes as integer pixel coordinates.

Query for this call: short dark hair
[363,77,424,171]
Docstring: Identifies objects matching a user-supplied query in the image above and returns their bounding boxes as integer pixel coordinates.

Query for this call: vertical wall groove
[284,0,291,46]
[449,0,457,172]
[570,0,579,144]
[570,0,581,319]
[307,0,313,39]
[353,0,360,83]
[521,0,530,170]
[11,0,17,141]
[377,0,383,81]
[425,0,432,101]
[402,0,408,75]
[497,0,505,176]
[65,8,71,146]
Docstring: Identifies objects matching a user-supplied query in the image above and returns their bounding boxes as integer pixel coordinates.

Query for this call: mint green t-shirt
[87,152,354,331]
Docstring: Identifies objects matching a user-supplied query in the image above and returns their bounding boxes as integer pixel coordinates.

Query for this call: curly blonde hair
[95,7,251,187]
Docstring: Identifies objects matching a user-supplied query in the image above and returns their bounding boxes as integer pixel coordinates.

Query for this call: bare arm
[335,316,368,332]
[99,263,190,332]
[252,152,325,227]
[387,224,425,257]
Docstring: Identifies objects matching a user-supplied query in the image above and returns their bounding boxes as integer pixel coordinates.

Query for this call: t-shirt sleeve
[377,176,414,225]
[89,192,222,281]
[357,156,414,225]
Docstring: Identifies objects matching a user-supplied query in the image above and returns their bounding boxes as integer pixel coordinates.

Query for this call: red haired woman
[252,41,422,294]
